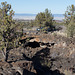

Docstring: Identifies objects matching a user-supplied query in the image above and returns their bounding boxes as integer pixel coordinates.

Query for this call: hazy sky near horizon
[0,0,75,14]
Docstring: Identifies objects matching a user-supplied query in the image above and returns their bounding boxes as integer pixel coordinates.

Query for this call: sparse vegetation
[0,1,15,61]
[0,1,75,75]
[67,16,75,37]
[35,8,55,31]
[64,5,75,37]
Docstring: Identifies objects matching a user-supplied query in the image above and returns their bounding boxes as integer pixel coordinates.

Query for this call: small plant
[53,33,57,36]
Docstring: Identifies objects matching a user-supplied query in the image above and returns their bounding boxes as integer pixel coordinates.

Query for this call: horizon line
[14,13,64,15]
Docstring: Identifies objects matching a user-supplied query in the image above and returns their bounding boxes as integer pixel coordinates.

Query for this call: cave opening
[25,41,40,48]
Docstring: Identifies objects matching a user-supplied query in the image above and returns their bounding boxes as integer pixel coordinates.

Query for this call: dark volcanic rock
[7,47,25,62]
[0,34,75,75]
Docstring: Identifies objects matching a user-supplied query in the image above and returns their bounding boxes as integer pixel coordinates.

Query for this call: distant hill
[14,13,36,16]
[13,14,64,20]
[14,13,64,17]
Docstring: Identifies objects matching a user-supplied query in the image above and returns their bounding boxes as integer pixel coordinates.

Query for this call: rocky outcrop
[0,33,75,75]
[0,60,36,75]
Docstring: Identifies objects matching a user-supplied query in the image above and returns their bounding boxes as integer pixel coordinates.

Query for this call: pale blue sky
[0,0,75,14]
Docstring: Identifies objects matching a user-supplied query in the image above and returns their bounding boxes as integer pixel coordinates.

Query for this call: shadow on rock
[22,47,64,75]
[23,69,36,75]
[51,69,65,75]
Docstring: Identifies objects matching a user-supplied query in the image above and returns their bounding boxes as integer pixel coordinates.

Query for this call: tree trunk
[1,47,6,62]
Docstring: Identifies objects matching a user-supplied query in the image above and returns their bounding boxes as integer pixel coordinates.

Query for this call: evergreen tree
[0,1,15,61]
[65,5,75,37]
[67,15,75,37]
[64,5,75,25]
[35,8,54,31]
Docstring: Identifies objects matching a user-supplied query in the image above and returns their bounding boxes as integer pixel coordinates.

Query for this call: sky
[0,0,75,14]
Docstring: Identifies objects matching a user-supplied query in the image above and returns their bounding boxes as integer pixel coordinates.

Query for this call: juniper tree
[67,15,75,37]
[65,5,75,37]
[0,1,15,61]
[35,8,54,31]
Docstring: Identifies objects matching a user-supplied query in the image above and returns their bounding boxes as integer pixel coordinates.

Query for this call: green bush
[35,8,54,31]
[64,5,75,38]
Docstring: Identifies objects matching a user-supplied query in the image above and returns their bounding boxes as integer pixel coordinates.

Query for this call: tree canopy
[35,8,54,31]
[0,1,15,61]
[65,5,75,37]
[0,1,15,42]
[64,4,75,25]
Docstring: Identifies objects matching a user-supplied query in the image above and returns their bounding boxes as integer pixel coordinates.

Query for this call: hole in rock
[25,41,40,48]
[51,43,55,46]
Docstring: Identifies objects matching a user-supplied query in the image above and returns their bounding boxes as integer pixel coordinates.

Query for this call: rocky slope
[0,33,75,75]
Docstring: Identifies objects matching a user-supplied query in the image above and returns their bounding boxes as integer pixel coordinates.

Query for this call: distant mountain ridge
[14,13,64,17]
[13,14,64,20]
[14,13,36,16]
